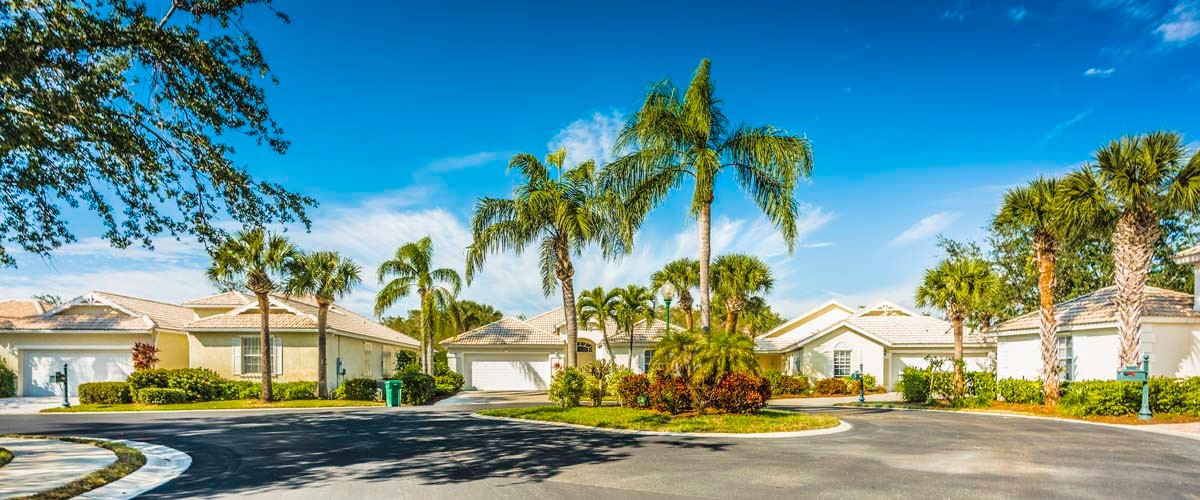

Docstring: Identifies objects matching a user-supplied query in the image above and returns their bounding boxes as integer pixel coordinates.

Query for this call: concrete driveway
[0,397,79,415]
[434,391,549,406]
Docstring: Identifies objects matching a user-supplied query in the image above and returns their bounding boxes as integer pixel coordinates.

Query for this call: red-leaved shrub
[706,372,772,414]
[814,377,850,395]
[649,375,694,414]
[616,373,651,408]
[132,342,160,371]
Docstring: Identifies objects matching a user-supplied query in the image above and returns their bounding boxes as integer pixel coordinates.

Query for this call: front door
[576,340,596,366]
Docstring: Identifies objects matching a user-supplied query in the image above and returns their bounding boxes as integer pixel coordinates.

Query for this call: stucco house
[754,300,995,390]
[0,290,417,397]
[441,307,678,391]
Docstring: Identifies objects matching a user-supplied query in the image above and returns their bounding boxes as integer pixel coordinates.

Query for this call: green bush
[127,368,225,402]
[127,368,170,394]
[0,358,15,398]
[614,372,650,408]
[222,380,262,400]
[274,381,317,401]
[813,377,849,395]
[335,377,379,401]
[79,382,131,404]
[434,351,450,376]
[549,367,586,408]
[705,372,772,414]
[135,387,188,404]
[399,370,436,405]
[583,360,616,407]
[838,374,877,392]
[395,351,418,372]
[1060,380,1140,416]
[764,371,810,396]
[434,372,464,396]
[648,375,695,414]
[998,378,1044,404]
[964,371,998,406]
[897,367,931,403]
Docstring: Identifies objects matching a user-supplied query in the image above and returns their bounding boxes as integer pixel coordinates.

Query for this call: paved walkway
[434,390,549,406]
[0,436,116,497]
[769,392,903,407]
[0,397,80,415]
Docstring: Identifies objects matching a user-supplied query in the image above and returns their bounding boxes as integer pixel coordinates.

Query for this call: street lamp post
[659,283,677,334]
[858,362,866,403]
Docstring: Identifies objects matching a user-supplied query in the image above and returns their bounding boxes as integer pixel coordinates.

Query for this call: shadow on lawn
[14,407,731,498]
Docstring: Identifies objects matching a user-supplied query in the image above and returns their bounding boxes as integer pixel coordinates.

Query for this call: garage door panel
[468,354,551,391]
[22,350,133,397]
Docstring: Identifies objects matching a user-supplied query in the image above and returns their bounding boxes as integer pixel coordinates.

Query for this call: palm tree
[206,227,298,401]
[914,256,997,396]
[650,329,700,380]
[613,284,656,370]
[738,296,784,336]
[995,177,1068,405]
[1060,131,1200,368]
[694,330,758,383]
[577,286,621,363]
[711,253,774,335]
[284,251,362,399]
[606,58,814,333]
[376,236,461,376]
[467,149,632,368]
[650,258,699,330]
[453,300,503,333]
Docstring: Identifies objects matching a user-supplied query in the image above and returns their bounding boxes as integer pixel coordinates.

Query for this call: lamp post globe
[658,282,676,302]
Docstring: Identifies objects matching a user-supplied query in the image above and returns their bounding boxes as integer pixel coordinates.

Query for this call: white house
[441,307,678,391]
[754,300,995,390]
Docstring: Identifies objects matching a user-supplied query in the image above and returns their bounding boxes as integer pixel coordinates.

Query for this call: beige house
[0,290,417,397]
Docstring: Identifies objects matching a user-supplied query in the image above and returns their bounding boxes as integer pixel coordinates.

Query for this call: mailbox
[1117,354,1152,420]
[850,371,862,381]
[1117,367,1146,382]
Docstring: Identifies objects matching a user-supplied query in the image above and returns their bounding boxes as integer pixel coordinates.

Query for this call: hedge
[549,367,586,408]
[764,371,810,396]
[615,373,650,408]
[79,382,132,404]
[813,377,849,395]
[898,368,995,406]
[274,381,317,401]
[705,372,772,414]
[127,368,225,402]
[1060,377,1200,417]
[0,358,16,398]
[135,387,188,405]
[434,372,464,398]
[335,377,378,401]
[998,378,1044,404]
[399,370,436,405]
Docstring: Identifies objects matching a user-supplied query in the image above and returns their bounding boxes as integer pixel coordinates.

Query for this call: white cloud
[1157,1,1200,44]
[547,111,624,167]
[889,212,959,247]
[1041,108,1094,144]
[1008,6,1028,23]
[1082,67,1116,77]
[800,242,833,249]
[422,152,500,173]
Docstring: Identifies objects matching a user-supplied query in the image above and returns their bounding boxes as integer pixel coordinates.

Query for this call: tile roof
[524,308,566,333]
[0,299,50,317]
[606,319,675,344]
[187,294,418,347]
[93,291,196,331]
[182,291,253,306]
[0,291,194,332]
[990,286,1200,333]
[845,315,989,345]
[441,317,564,346]
[0,314,151,331]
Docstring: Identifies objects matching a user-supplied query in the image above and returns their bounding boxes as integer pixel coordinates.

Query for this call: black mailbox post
[51,363,70,408]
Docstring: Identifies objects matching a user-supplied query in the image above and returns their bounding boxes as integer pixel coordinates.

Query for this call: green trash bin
[385,379,403,407]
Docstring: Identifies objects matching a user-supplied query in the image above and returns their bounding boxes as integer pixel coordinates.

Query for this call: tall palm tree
[995,177,1068,404]
[613,284,656,370]
[284,251,362,399]
[467,149,633,368]
[650,329,700,380]
[577,286,621,363]
[711,253,774,335]
[694,330,758,383]
[453,300,503,333]
[649,258,699,330]
[606,58,814,333]
[914,256,997,396]
[206,227,298,401]
[376,236,461,376]
[1060,131,1200,368]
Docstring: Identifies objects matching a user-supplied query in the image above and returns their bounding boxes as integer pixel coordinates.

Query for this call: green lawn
[0,447,11,468]
[2,435,144,499]
[838,401,1200,425]
[42,399,383,413]
[479,406,839,433]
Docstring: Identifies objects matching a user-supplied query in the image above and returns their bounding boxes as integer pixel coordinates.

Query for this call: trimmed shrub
[648,375,694,414]
[1060,380,1140,416]
[706,372,772,414]
[434,372,464,397]
[335,377,379,401]
[127,368,170,394]
[765,371,810,396]
[998,378,1044,404]
[222,380,262,400]
[549,367,586,408]
[274,381,317,401]
[0,358,15,398]
[135,387,188,405]
[615,373,650,408]
[964,371,998,406]
[79,382,132,404]
[165,368,226,402]
[399,370,436,405]
[897,367,931,403]
[433,351,450,376]
[813,377,849,396]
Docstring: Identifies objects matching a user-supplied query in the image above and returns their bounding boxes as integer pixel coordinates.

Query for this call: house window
[576,342,594,352]
[1058,336,1074,381]
[643,349,656,374]
[833,349,852,377]
[240,336,281,375]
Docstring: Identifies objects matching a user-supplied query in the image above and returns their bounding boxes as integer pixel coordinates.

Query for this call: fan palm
[650,329,700,380]
[284,251,362,398]
[613,284,656,370]
[467,149,633,368]
[606,58,814,333]
[206,227,298,401]
[650,258,699,330]
[1059,131,1200,368]
[577,286,621,363]
[453,300,503,333]
[711,253,774,335]
[914,256,997,395]
[694,330,759,383]
[376,236,462,376]
[995,177,1068,404]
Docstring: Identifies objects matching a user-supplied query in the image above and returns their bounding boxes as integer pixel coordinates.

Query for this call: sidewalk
[0,396,81,415]
[769,392,903,407]
[0,437,116,497]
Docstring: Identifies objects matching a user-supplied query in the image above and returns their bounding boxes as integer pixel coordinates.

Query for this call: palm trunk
[727,297,743,336]
[678,292,694,330]
[256,293,273,402]
[950,308,965,397]
[420,293,434,376]
[1034,233,1060,405]
[555,240,579,368]
[317,302,330,399]
[1112,211,1158,367]
[698,201,712,333]
[600,323,618,364]
[628,327,635,370]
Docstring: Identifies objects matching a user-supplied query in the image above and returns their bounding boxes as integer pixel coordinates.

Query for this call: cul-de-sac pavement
[3,400,1197,499]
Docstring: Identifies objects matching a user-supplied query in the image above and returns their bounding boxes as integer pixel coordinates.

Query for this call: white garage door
[468,354,551,391]
[22,350,133,397]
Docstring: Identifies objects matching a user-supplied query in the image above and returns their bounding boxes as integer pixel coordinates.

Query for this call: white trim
[852,300,916,318]
[187,327,416,349]
[9,344,133,350]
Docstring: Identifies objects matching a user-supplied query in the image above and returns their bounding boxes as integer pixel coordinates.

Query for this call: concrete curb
[38,404,384,415]
[471,412,852,439]
[833,404,1200,441]
[76,438,192,500]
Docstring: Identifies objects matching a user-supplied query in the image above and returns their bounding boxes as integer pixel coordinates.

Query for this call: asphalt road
[1,404,1198,499]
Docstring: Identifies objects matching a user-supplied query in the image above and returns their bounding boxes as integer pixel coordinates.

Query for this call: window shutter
[273,335,283,375]
[231,336,241,375]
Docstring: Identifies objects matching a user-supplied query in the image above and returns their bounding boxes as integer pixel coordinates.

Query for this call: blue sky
[5,0,1200,319]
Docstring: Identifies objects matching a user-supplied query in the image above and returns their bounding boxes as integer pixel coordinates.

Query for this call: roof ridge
[92,290,192,309]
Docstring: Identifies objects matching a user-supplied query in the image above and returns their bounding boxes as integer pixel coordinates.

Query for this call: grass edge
[1,434,146,500]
